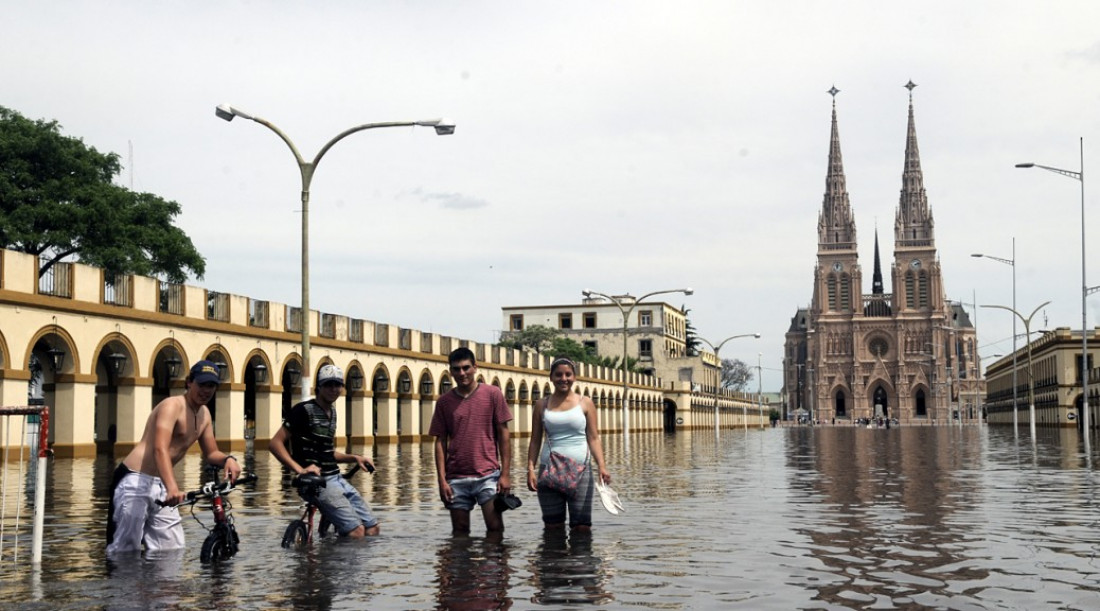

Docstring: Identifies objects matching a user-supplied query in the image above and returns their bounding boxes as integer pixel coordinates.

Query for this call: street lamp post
[973,239,1019,435]
[807,365,815,425]
[982,301,1051,439]
[794,363,804,423]
[1017,139,1089,449]
[697,333,760,440]
[216,105,454,400]
[581,287,693,451]
[757,352,764,430]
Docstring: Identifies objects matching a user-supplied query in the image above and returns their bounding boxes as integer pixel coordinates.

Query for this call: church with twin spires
[783,84,983,424]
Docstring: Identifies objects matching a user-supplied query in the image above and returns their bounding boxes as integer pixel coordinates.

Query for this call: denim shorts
[305,474,378,535]
[445,470,500,511]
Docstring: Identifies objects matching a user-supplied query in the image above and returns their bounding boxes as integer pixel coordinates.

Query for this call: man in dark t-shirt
[270,364,379,537]
[429,347,513,534]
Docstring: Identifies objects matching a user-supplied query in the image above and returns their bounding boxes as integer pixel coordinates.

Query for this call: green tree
[722,358,753,390]
[0,106,205,283]
[682,305,701,356]
[550,337,590,363]
[498,324,559,355]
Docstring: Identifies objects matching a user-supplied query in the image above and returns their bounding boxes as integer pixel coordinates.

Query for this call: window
[320,314,337,338]
[583,341,597,356]
[840,275,850,311]
[206,291,230,322]
[827,275,838,311]
[286,306,302,333]
[905,273,916,309]
[583,312,597,329]
[639,311,653,326]
[869,338,888,358]
[249,300,269,328]
[510,314,523,331]
[639,339,653,359]
[559,313,572,329]
[918,272,929,308]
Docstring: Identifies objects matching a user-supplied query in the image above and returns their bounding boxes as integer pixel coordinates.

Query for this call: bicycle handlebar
[158,473,257,506]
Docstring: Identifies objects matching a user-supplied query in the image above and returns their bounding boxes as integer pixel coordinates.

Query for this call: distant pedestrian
[429,347,513,534]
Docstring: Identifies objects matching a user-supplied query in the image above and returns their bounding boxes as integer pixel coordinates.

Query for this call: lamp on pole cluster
[973,239,1019,435]
[982,301,1051,439]
[1017,139,1089,449]
[581,287,693,451]
[697,333,760,439]
[216,104,454,400]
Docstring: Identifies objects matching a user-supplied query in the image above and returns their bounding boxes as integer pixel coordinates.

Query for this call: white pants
[106,471,185,555]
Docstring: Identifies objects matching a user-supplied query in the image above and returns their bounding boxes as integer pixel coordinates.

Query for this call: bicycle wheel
[200,530,229,563]
[281,519,308,549]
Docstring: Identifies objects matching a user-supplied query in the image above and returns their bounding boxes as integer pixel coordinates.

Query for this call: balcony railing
[103,274,133,307]
[206,291,230,322]
[249,299,269,328]
[349,318,364,343]
[159,281,184,315]
[399,328,411,350]
[38,259,73,298]
[420,332,433,353]
[286,306,302,333]
[374,323,389,347]
[320,313,336,339]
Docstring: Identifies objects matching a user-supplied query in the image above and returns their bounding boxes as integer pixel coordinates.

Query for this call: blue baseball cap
[190,360,221,385]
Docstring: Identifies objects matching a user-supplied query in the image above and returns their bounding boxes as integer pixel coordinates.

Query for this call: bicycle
[281,463,369,548]
[161,472,257,563]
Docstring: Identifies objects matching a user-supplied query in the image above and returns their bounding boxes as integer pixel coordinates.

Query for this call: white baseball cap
[317,364,344,386]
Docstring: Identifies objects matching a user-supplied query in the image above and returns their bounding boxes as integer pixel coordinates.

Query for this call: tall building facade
[783,85,982,424]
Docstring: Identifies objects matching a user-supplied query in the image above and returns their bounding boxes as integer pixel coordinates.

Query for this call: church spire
[818,86,857,249]
[872,228,885,295]
[894,80,935,246]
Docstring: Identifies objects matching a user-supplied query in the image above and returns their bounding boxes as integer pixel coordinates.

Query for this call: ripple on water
[3,427,1100,608]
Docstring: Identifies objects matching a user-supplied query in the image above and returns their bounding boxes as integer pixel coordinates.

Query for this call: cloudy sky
[5,2,1100,391]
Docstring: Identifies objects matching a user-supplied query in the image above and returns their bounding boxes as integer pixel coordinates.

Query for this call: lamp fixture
[374,371,389,393]
[106,352,128,377]
[348,368,364,391]
[46,345,66,373]
[286,363,302,388]
[165,353,183,379]
[398,375,412,394]
[253,363,269,385]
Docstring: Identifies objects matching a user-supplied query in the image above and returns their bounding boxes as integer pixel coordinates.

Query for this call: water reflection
[529,529,612,606]
[434,533,512,610]
[2,427,1100,609]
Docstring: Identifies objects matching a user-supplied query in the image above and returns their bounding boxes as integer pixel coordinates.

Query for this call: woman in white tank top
[525,357,612,530]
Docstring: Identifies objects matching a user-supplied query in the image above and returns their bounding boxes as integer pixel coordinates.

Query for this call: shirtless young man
[106,360,242,555]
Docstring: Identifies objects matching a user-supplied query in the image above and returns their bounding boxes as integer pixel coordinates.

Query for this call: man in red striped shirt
[429,347,513,534]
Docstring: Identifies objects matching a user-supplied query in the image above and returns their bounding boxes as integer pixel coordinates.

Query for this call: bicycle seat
[292,473,327,495]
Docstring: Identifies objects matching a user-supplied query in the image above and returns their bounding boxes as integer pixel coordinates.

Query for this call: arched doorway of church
[834,392,847,418]
[915,389,927,418]
[872,386,889,419]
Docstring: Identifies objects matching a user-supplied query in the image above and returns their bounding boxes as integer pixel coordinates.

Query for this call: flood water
[2,425,1100,610]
